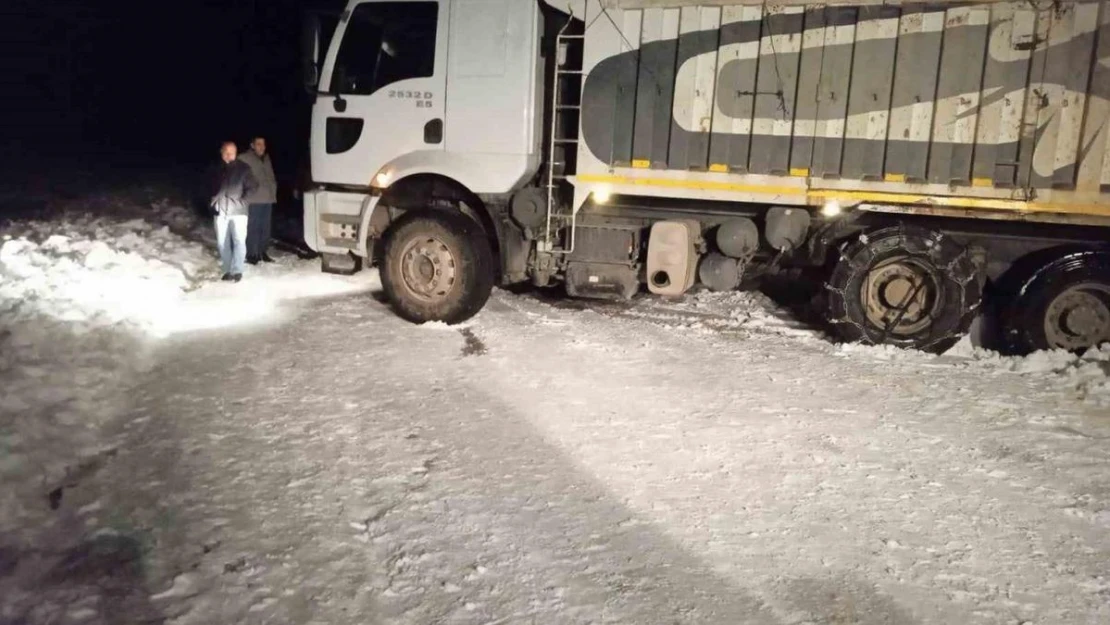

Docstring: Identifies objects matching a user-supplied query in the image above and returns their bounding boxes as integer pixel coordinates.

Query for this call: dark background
[1,0,340,188]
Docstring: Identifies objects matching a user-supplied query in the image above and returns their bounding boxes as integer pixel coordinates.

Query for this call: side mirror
[304,65,319,94]
[302,13,322,94]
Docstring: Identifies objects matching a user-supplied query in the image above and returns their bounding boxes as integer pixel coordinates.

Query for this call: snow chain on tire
[825,225,983,354]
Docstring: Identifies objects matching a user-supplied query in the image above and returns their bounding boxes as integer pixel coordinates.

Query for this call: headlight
[372,169,393,188]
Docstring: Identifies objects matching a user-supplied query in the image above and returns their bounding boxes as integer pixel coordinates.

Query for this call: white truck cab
[303,0,546,267]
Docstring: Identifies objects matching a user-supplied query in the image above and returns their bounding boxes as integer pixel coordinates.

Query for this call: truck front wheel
[380,210,494,324]
[825,226,982,354]
[995,249,1110,355]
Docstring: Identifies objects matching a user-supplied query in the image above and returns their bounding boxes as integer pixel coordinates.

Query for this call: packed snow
[1,191,1109,625]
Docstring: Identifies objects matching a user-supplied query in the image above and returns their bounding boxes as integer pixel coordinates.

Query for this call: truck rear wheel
[380,210,494,325]
[995,249,1110,355]
[826,226,981,354]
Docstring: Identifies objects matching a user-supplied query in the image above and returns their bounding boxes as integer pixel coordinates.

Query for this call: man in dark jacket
[210,141,257,282]
[238,135,278,264]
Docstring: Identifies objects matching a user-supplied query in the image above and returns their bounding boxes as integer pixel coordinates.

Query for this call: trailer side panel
[577,0,1110,215]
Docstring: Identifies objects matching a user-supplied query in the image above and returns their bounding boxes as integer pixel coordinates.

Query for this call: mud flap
[320,252,363,276]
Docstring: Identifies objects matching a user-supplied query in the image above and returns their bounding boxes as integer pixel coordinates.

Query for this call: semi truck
[300,0,1110,355]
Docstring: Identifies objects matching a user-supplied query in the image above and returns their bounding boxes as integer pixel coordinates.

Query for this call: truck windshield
[330,1,437,96]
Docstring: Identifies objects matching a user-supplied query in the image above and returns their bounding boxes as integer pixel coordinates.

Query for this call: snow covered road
[2,201,1110,624]
[6,264,1110,624]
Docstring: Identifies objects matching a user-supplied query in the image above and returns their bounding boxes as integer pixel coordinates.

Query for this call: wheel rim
[860,256,942,337]
[398,236,457,303]
[1043,283,1110,351]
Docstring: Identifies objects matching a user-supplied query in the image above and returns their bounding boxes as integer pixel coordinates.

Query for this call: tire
[994,248,1110,355]
[826,226,982,354]
[380,210,494,324]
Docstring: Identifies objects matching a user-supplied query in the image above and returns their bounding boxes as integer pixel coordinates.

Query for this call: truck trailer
[301,0,1110,354]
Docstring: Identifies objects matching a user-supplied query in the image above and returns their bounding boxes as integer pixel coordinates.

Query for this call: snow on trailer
[300,0,1110,356]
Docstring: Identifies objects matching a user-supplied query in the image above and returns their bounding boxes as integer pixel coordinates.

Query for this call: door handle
[424,119,443,144]
[333,94,347,113]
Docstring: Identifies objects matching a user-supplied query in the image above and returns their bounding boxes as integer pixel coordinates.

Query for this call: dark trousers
[246,202,272,258]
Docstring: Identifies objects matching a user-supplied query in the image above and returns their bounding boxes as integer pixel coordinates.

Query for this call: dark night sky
[2,0,341,178]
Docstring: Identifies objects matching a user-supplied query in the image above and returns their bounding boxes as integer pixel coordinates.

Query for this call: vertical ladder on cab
[544,18,584,254]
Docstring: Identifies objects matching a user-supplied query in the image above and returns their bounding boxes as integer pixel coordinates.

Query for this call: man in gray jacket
[238,136,278,264]
[210,141,257,282]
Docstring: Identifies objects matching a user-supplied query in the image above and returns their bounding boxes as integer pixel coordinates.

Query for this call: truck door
[311,0,448,187]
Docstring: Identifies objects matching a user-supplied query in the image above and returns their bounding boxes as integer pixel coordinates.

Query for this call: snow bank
[0,207,367,338]
[965,343,1110,406]
[839,329,1110,406]
[0,214,212,338]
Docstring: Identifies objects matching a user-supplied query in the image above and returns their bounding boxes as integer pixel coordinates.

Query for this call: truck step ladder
[544,16,584,254]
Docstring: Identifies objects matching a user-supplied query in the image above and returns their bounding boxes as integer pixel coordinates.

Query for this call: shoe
[231,274,243,283]
[246,256,260,265]
[221,273,233,281]
[261,253,275,263]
